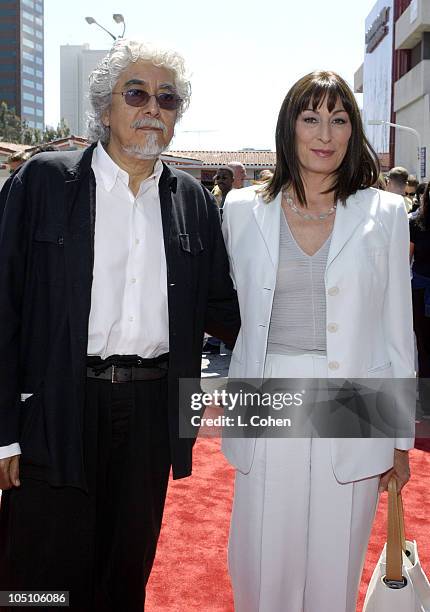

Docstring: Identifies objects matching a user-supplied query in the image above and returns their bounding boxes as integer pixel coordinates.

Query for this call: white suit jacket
[222,185,415,483]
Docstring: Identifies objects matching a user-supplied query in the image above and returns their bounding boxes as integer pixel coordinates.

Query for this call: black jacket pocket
[179,233,204,255]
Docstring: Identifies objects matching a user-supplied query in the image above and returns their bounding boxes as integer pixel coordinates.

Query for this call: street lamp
[112,14,126,38]
[85,14,126,41]
[368,119,422,181]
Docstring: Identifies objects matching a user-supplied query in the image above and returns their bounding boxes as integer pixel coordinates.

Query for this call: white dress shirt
[0,142,169,461]
[88,141,169,359]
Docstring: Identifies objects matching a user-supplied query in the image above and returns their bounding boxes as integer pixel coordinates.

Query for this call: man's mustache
[131,118,168,134]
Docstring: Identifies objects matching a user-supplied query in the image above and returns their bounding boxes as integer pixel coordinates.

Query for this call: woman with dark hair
[410,182,430,418]
[410,181,427,216]
[222,71,414,611]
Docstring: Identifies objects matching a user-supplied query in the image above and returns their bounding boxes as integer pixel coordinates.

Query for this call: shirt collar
[92,140,164,193]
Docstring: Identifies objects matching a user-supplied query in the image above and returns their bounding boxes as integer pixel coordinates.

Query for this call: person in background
[204,167,235,355]
[7,150,30,173]
[252,168,274,185]
[213,166,234,209]
[0,38,239,611]
[228,160,247,188]
[410,181,427,216]
[406,175,419,201]
[410,181,430,419]
[386,166,411,211]
[386,166,409,195]
[203,166,235,355]
[222,70,413,612]
[257,168,274,182]
[375,172,387,190]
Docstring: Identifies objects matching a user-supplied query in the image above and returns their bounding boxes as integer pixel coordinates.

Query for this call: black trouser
[0,376,171,611]
[412,287,430,417]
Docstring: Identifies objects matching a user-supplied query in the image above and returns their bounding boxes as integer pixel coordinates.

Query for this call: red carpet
[147,439,430,611]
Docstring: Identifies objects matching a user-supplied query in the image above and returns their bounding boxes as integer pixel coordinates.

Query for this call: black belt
[86,353,169,383]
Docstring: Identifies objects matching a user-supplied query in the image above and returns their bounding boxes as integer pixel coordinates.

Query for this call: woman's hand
[379,449,410,493]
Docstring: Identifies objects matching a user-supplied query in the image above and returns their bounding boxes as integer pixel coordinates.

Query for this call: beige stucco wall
[395,94,429,181]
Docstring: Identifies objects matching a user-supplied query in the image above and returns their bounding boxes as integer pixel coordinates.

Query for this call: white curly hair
[87,38,191,143]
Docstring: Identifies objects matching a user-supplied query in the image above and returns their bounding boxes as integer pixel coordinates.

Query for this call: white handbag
[363,478,430,612]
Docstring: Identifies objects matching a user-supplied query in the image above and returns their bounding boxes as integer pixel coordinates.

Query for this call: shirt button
[328,361,340,370]
[327,323,338,333]
[129,316,134,322]
[131,278,137,284]
[328,286,339,296]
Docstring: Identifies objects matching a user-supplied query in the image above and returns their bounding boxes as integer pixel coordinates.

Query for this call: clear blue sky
[44,0,377,150]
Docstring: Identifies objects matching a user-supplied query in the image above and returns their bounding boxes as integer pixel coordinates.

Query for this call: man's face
[405,185,416,198]
[232,165,247,188]
[214,170,234,195]
[103,60,178,162]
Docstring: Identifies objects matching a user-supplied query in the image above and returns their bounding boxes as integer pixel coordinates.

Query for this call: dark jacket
[0,144,240,488]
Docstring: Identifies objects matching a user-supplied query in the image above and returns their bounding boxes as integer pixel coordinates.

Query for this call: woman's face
[294,97,352,181]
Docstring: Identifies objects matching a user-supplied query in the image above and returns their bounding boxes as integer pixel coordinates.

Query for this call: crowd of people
[0,35,426,612]
[369,163,430,420]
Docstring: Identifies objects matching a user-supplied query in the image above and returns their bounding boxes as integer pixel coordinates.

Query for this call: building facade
[363,0,394,171]
[356,0,429,180]
[60,44,107,137]
[394,0,430,181]
[0,0,44,130]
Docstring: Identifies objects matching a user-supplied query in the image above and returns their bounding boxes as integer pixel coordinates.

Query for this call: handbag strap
[398,488,407,552]
[386,478,405,582]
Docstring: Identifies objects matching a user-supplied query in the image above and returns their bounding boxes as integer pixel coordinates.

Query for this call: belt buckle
[111,364,118,384]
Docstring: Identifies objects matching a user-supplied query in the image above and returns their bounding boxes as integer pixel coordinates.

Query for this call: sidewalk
[201,348,231,378]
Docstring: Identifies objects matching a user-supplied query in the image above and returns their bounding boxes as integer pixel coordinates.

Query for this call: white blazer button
[328,361,340,370]
[327,323,338,333]
[328,286,339,296]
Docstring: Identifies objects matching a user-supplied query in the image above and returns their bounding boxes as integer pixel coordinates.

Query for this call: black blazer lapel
[159,162,177,258]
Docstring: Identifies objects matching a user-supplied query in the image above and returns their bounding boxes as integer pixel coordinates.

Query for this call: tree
[42,125,56,143]
[41,119,71,143]
[0,100,73,145]
[0,101,23,143]
[56,118,70,139]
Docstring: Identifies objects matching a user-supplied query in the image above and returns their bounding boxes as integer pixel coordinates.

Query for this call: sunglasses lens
[157,93,181,110]
[123,89,182,110]
[124,89,150,107]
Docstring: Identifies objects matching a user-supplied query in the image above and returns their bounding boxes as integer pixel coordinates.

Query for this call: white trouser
[228,353,380,612]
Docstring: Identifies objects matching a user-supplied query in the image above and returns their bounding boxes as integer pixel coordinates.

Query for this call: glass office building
[0,0,44,130]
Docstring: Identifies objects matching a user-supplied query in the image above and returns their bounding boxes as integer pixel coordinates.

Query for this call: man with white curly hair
[0,39,239,610]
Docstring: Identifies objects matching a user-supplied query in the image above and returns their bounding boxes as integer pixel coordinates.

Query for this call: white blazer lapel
[326,192,365,270]
[252,191,282,270]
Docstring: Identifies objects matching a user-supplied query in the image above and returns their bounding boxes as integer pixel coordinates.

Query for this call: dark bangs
[263,70,379,206]
[298,78,354,117]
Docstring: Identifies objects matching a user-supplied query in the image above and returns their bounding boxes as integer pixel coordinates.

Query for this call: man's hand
[379,449,410,493]
[0,455,20,490]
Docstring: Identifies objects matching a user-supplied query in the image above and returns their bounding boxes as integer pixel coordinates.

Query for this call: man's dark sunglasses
[113,88,182,110]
